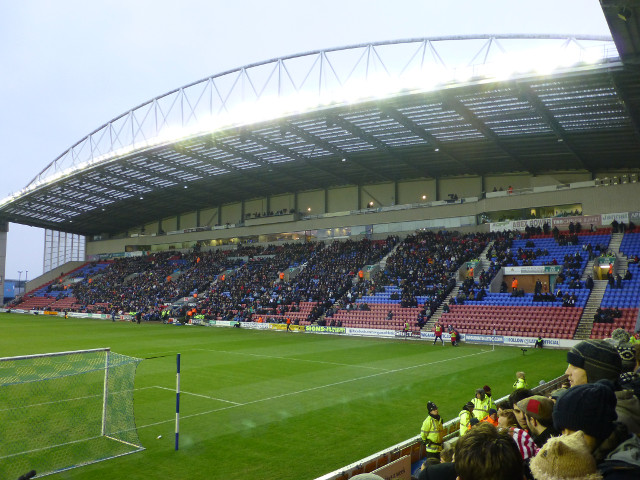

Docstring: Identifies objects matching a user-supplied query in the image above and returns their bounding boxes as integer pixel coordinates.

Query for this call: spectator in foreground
[565,339,640,435]
[509,388,535,431]
[529,431,602,480]
[552,381,640,479]
[517,396,559,448]
[416,442,457,480]
[455,423,524,480]
[565,340,622,387]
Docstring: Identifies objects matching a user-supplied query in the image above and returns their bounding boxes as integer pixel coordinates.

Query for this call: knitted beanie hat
[616,343,636,373]
[517,395,554,422]
[610,328,630,344]
[552,382,617,442]
[566,340,622,382]
[529,431,602,480]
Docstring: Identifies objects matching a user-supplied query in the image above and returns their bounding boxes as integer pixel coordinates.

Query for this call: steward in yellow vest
[471,388,491,421]
[458,402,474,437]
[420,401,445,460]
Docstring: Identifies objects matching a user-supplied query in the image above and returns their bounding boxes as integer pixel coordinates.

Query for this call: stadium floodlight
[0,348,143,479]
[453,65,474,83]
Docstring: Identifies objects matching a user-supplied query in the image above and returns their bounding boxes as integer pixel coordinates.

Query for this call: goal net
[0,348,144,478]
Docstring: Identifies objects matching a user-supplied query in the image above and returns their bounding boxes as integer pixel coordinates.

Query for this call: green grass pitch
[0,314,568,479]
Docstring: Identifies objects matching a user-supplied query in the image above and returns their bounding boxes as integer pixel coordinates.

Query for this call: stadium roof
[1,4,639,237]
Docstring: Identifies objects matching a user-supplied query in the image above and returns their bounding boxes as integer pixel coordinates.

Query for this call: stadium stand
[7,227,640,341]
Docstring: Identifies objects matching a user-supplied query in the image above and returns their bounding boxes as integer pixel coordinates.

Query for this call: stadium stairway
[580,256,597,281]
[471,242,494,281]
[609,232,624,264]
[574,279,607,340]
[377,240,402,272]
[423,241,494,331]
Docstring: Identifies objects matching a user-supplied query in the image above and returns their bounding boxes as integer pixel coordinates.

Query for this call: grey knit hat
[566,340,622,383]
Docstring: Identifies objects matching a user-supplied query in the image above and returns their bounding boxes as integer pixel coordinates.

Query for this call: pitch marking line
[192,348,391,370]
[137,348,493,430]
[151,385,241,405]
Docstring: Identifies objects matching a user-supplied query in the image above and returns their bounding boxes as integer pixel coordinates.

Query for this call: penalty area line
[150,385,241,405]
[136,348,492,430]
[192,347,391,371]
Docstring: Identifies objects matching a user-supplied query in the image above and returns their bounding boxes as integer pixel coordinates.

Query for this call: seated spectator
[455,423,524,480]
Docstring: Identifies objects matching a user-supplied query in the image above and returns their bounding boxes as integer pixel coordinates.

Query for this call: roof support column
[435,177,440,201]
[0,221,7,305]
[394,181,399,206]
[324,188,329,214]
[196,209,200,228]
[217,205,221,226]
[357,185,362,210]
[241,200,245,224]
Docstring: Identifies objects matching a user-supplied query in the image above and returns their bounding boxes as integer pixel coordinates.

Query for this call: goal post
[0,348,144,478]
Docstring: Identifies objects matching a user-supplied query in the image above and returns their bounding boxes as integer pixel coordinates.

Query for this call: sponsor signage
[242,321,271,330]
[306,325,346,334]
[490,218,552,232]
[346,327,396,337]
[601,212,629,224]
[489,213,635,232]
[207,320,235,327]
[270,323,305,332]
[504,265,562,275]
[552,215,601,227]
[464,334,503,344]
[502,336,573,348]
[510,218,552,230]
[421,332,452,341]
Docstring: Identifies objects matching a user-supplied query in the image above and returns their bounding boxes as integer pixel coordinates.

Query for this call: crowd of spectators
[412,336,640,480]
[71,250,239,318]
[382,231,488,312]
[594,307,624,324]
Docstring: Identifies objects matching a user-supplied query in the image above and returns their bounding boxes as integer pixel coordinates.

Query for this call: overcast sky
[0,0,611,283]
